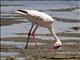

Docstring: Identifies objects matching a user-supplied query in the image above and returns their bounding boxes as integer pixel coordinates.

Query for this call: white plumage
[16,10,54,28]
[15,9,62,49]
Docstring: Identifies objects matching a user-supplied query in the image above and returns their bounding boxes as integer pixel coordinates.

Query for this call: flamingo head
[53,41,62,49]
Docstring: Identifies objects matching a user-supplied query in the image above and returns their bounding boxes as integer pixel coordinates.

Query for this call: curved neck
[48,28,60,41]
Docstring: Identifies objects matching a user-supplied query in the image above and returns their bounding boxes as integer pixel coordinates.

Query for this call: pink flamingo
[15,9,62,49]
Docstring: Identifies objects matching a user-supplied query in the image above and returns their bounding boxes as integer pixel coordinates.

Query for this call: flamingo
[15,9,62,49]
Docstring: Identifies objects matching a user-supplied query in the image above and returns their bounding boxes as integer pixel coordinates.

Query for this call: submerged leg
[31,25,38,49]
[25,25,34,49]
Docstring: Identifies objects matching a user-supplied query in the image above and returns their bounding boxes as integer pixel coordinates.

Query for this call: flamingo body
[15,9,62,49]
[15,10,54,28]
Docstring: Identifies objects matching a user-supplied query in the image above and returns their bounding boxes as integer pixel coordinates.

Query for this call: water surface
[1,1,80,43]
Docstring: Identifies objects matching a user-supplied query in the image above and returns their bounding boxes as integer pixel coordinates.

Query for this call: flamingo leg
[25,24,34,49]
[31,25,38,49]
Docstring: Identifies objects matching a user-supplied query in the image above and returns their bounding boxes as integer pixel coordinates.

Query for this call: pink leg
[31,25,38,49]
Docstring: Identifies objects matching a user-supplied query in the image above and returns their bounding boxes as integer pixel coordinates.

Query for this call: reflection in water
[1,57,25,60]
[0,52,19,56]
[1,41,45,48]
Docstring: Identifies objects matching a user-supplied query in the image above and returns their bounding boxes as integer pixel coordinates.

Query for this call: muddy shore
[1,31,80,60]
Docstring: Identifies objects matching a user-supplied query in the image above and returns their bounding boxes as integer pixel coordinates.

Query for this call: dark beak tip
[53,45,61,49]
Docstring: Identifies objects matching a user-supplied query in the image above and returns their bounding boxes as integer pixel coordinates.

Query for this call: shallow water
[1,57,25,60]
[1,21,80,37]
[1,1,80,58]
[1,41,46,48]
[1,1,80,37]
[0,52,19,56]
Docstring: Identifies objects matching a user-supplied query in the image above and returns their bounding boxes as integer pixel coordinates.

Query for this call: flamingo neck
[52,34,60,42]
[49,28,60,42]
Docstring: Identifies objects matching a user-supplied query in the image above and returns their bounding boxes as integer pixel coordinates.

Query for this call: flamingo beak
[53,45,61,49]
